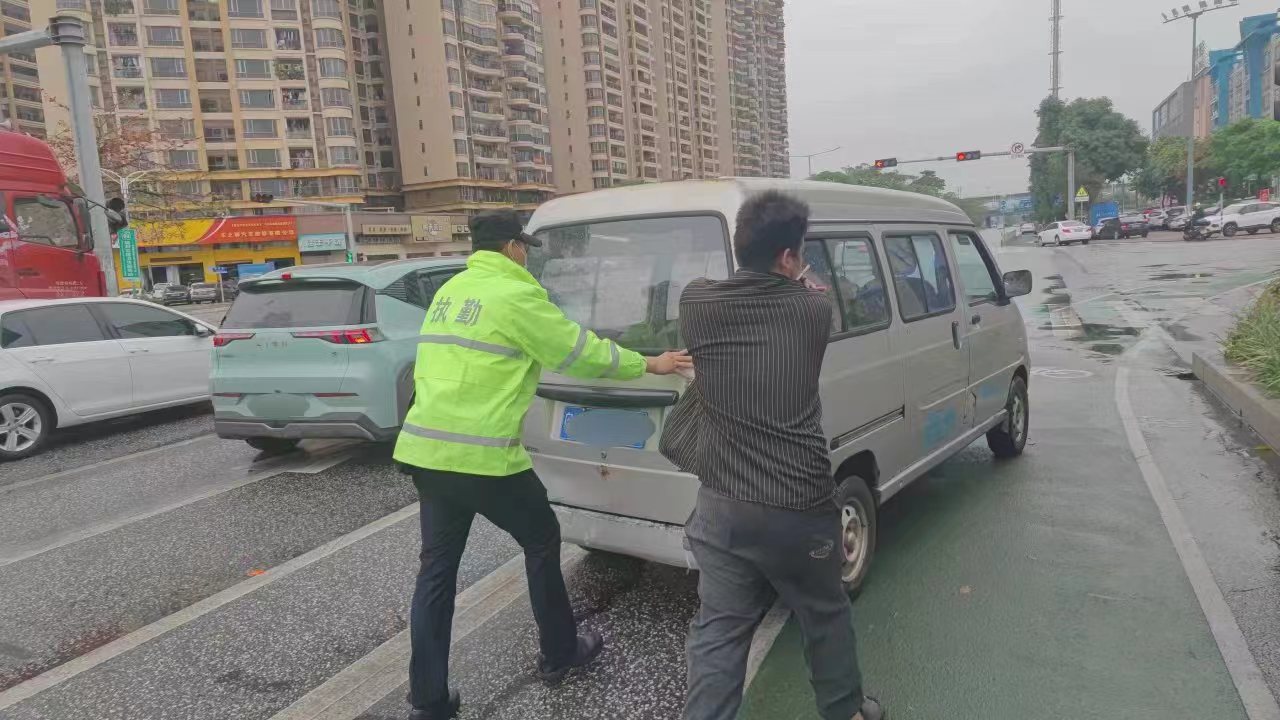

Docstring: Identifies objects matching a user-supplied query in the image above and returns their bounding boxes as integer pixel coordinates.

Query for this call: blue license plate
[559,405,653,449]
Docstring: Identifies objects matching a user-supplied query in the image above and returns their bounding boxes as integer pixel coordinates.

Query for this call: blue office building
[1209,13,1280,129]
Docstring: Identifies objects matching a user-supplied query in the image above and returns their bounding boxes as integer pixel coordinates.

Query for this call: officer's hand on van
[646,350,693,376]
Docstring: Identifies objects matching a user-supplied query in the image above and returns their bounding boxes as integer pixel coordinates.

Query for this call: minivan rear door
[880,227,973,453]
[214,278,373,412]
[523,215,730,526]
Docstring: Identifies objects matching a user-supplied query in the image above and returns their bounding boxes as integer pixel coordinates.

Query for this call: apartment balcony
[497,1,537,26]
[474,152,510,165]
[466,55,504,76]
[472,126,508,142]
[469,103,505,121]
[467,83,504,99]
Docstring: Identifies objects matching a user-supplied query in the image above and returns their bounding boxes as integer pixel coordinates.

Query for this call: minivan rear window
[529,215,729,353]
[222,279,373,329]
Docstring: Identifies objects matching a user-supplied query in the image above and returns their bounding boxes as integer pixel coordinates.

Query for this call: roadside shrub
[1224,281,1280,396]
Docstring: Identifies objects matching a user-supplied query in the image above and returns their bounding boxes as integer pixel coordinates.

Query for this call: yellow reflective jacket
[393,250,647,476]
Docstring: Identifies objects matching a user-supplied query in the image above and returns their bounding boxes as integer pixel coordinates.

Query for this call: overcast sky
[784,0,1277,197]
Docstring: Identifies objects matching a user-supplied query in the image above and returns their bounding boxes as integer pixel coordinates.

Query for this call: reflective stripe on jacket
[393,250,647,476]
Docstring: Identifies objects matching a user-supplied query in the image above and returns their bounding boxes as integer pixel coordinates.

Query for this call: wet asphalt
[1,230,1278,720]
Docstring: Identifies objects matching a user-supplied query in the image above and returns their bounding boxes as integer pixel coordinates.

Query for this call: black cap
[469,209,542,252]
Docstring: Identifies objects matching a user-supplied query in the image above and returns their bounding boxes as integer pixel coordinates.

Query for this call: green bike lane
[743,243,1257,720]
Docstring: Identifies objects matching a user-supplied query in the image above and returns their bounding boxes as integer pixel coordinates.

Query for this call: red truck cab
[0,126,103,300]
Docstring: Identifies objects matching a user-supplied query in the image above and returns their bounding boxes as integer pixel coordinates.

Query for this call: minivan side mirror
[1003,270,1033,298]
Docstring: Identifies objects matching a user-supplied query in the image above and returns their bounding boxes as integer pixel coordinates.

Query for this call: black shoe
[535,630,604,684]
[408,689,461,720]
[854,696,885,720]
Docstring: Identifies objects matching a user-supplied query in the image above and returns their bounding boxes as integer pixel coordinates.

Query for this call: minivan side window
[800,240,841,334]
[948,232,1000,305]
[825,237,890,333]
[884,233,956,321]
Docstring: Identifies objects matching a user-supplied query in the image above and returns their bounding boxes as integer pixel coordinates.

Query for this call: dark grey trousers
[683,486,863,720]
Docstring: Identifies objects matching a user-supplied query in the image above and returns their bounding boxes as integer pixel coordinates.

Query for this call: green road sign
[117,228,140,280]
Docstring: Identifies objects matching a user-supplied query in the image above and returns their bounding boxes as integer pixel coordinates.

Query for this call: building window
[321,87,352,107]
[145,25,182,46]
[143,0,178,14]
[159,118,195,139]
[312,0,340,16]
[228,0,263,17]
[450,91,463,108]
[447,67,462,84]
[442,18,456,35]
[148,56,185,78]
[281,87,307,109]
[116,87,147,109]
[453,139,468,155]
[249,178,289,197]
[584,69,601,83]
[451,116,465,131]
[189,26,224,51]
[193,58,228,82]
[211,181,243,200]
[333,176,359,193]
[329,145,358,166]
[235,58,271,79]
[230,28,267,48]
[286,117,312,138]
[325,116,354,136]
[275,59,305,81]
[275,27,302,50]
[242,118,278,138]
[317,57,347,78]
[111,55,142,78]
[246,149,281,169]
[444,43,458,60]
[315,27,345,47]
[269,0,297,20]
[239,89,275,108]
[457,162,471,177]
[167,150,198,169]
[154,88,191,108]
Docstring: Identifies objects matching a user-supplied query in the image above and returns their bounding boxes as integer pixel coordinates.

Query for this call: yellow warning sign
[1074,186,1090,202]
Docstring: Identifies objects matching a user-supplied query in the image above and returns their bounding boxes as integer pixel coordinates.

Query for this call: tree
[1211,118,1280,193]
[1029,96,1148,220]
[1132,136,1219,205]
[812,165,987,224]
[43,97,228,222]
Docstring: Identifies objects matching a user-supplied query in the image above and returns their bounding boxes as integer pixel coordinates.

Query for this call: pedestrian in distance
[394,209,693,720]
[667,190,884,720]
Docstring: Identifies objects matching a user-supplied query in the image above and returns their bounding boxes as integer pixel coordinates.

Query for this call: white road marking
[1115,279,1280,720]
[0,503,419,712]
[270,546,587,720]
[0,434,216,497]
[0,444,359,567]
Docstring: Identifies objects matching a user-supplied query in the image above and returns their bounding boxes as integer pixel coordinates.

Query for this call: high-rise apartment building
[724,0,787,177]
[28,0,397,215]
[383,0,556,215]
[1,0,48,137]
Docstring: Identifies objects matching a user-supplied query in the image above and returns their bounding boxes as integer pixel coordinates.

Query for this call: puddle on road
[1149,272,1216,281]
[1164,322,1205,342]
[1089,343,1126,356]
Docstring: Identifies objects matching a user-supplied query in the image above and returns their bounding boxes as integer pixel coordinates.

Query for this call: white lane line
[270,546,587,720]
[0,446,358,568]
[743,601,790,690]
[0,434,217,497]
[0,502,419,712]
[1115,281,1280,720]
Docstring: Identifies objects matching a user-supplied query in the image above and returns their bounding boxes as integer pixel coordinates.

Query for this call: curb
[1192,350,1280,454]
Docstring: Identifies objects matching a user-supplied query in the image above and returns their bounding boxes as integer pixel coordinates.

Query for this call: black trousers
[408,467,578,710]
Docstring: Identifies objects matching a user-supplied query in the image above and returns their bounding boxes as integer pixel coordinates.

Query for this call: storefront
[296,212,472,263]
[115,216,300,290]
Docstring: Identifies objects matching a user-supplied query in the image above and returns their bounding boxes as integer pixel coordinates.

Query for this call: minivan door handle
[536,384,680,409]
[951,321,962,350]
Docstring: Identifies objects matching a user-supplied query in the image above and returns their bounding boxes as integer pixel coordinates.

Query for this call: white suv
[1214,201,1280,237]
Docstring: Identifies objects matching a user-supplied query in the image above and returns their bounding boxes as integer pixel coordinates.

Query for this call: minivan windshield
[222,279,372,329]
[529,215,729,353]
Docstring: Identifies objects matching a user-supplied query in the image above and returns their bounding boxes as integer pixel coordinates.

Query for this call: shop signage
[298,232,349,252]
[116,228,140,280]
[136,217,298,247]
[361,224,411,236]
[411,215,470,242]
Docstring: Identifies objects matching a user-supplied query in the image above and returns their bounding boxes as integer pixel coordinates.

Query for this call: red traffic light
[873,158,898,169]
[1218,177,1228,188]
[956,150,982,162]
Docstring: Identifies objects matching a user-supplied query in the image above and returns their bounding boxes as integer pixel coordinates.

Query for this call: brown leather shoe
[851,696,885,720]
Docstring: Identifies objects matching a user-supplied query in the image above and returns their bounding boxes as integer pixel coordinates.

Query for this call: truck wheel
[245,437,300,453]
[836,474,877,598]
[0,393,52,461]
[986,375,1029,459]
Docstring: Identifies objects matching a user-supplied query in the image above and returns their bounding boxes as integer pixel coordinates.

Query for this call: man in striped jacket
[676,191,883,720]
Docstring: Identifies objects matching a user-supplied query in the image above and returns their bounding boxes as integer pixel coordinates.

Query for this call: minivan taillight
[213,332,255,347]
[290,328,384,344]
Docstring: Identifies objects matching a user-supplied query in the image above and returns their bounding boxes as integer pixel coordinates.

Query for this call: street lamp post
[1162,0,1238,210]
[790,146,841,178]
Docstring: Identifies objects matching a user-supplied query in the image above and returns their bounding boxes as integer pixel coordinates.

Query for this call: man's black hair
[733,190,810,273]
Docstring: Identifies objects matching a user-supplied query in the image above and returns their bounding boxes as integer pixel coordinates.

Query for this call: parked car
[189,282,226,304]
[0,298,215,460]
[146,283,170,301]
[161,284,190,306]
[1018,222,1037,235]
[211,258,468,453]
[1096,215,1150,239]
[1144,209,1167,227]
[1162,206,1187,229]
[219,282,240,301]
[521,178,1034,594]
[1038,220,1092,246]
[1211,201,1280,237]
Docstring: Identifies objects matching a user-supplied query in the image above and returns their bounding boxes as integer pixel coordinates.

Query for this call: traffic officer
[394,209,692,720]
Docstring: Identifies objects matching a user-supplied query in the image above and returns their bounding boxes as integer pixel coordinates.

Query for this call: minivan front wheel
[987,375,1029,459]
[245,437,300,454]
[836,474,877,597]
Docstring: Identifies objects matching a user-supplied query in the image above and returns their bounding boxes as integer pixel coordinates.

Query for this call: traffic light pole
[885,146,1076,220]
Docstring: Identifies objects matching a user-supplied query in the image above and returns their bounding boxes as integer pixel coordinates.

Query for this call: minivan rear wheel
[987,375,1029,459]
[245,437,300,454]
[836,474,877,598]
[0,393,51,461]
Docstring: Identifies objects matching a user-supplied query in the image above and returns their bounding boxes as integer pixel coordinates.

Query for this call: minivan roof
[526,177,973,234]
[243,256,468,289]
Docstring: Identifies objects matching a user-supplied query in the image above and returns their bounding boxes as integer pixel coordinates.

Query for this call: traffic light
[955,150,982,162]
[250,193,275,203]
[873,158,898,169]
[106,197,129,234]
[1218,177,1228,188]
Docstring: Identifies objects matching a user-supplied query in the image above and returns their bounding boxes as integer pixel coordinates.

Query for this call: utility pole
[1162,1,1238,212]
[790,147,841,178]
[1049,0,1062,99]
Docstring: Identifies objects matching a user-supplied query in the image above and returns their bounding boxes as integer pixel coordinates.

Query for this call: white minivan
[522,178,1033,593]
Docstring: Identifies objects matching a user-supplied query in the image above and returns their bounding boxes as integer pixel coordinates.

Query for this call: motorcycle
[1183,219,1216,242]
